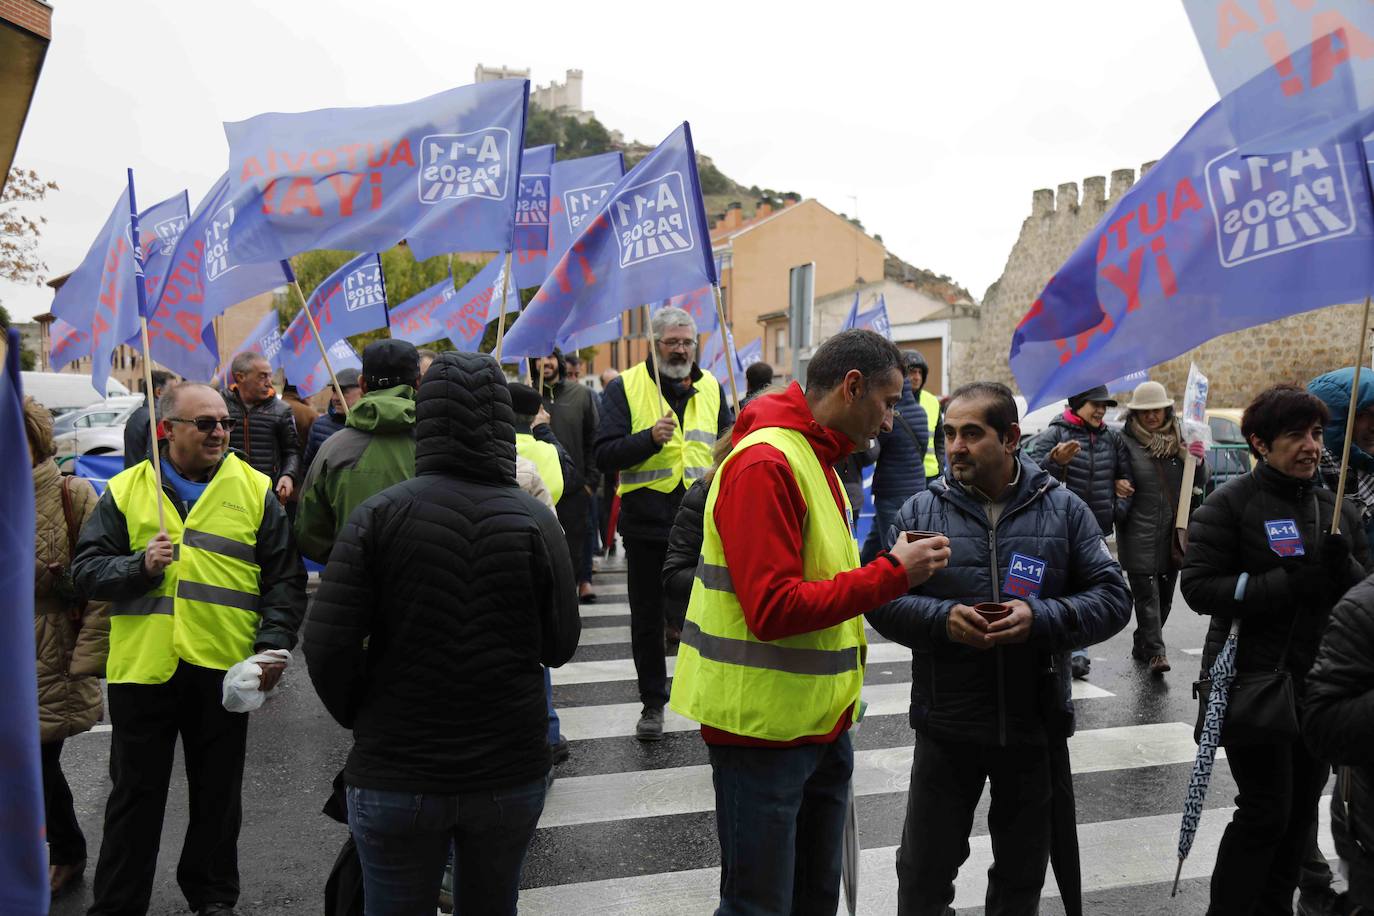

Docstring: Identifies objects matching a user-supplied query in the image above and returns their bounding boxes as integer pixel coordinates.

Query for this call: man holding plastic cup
[868,381,1130,916]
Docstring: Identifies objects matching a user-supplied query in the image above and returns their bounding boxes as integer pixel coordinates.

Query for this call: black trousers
[895,735,1052,916]
[42,739,87,866]
[556,488,589,586]
[624,537,670,709]
[90,660,249,916]
[1207,737,1330,916]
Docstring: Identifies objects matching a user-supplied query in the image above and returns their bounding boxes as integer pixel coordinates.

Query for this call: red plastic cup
[974,602,1010,623]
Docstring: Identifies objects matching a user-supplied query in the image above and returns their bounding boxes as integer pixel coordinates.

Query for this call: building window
[774,328,786,366]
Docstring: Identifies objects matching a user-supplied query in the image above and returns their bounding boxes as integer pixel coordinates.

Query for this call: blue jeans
[544,666,561,745]
[860,494,909,564]
[346,780,546,916]
[708,732,854,915]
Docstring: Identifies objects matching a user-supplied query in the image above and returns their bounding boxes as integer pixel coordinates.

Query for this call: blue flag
[444,256,522,351]
[855,295,893,339]
[558,315,622,352]
[503,124,717,358]
[839,292,860,331]
[0,330,46,915]
[512,144,555,289]
[48,318,87,371]
[389,274,458,345]
[546,151,625,273]
[1183,2,1374,151]
[702,322,749,395]
[295,338,363,399]
[50,187,188,395]
[662,285,718,334]
[144,174,290,381]
[224,80,528,262]
[279,253,388,388]
[1011,97,1374,410]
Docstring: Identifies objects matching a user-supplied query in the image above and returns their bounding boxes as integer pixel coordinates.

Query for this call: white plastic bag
[221,649,292,713]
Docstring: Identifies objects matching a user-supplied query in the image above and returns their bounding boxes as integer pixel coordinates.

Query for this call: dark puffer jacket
[867,455,1131,745]
[223,388,301,485]
[303,405,345,474]
[663,476,709,622]
[595,363,733,542]
[1304,575,1374,904]
[1024,412,1133,537]
[303,352,581,794]
[1182,464,1369,695]
[871,377,928,501]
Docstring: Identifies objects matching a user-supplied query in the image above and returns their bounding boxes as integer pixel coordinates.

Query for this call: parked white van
[21,372,131,416]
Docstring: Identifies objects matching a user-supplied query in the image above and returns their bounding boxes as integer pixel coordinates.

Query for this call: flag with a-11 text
[388,274,457,345]
[502,124,717,358]
[50,188,189,394]
[224,80,528,262]
[855,295,892,340]
[295,339,363,399]
[445,255,522,351]
[279,253,387,389]
[512,144,555,289]
[546,151,625,276]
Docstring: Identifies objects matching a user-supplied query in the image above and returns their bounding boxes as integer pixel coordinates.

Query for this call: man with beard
[536,349,601,602]
[596,305,734,740]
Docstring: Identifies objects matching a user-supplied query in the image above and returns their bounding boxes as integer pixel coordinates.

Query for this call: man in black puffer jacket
[868,382,1130,916]
[222,351,301,502]
[303,351,580,915]
[1305,574,1374,911]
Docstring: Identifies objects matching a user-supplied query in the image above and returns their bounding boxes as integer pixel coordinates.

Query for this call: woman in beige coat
[27,396,107,896]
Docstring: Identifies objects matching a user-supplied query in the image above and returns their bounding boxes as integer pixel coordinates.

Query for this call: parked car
[1204,407,1253,495]
[23,371,130,417]
[53,396,144,467]
[1014,397,1068,439]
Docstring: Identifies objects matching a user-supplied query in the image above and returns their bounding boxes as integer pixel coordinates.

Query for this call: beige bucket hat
[1125,379,1174,411]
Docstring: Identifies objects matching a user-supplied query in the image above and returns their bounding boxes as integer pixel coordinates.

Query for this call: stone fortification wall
[959,167,1366,408]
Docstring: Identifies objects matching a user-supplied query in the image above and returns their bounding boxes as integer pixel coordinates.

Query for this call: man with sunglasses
[223,351,302,505]
[73,382,306,916]
[595,305,733,741]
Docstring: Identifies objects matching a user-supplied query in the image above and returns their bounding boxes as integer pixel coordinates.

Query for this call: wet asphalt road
[46,557,1339,915]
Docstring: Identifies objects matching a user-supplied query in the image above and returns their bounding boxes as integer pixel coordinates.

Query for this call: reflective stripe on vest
[618,362,721,496]
[668,426,866,742]
[919,388,941,478]
[515,433,565,505]
[106,454,270,685]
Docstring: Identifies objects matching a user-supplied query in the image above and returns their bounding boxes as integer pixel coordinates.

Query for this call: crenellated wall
[958,164,1367,407]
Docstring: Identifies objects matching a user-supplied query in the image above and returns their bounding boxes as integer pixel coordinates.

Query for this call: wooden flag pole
[492,251,514,364]
[1331,295,1373,535]
[642,304,672,420]
[125,167,167,533]
[711,283,742,417]
[289,277,351,419]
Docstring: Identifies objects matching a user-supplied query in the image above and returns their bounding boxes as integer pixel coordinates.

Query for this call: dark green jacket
[296,385,417,563]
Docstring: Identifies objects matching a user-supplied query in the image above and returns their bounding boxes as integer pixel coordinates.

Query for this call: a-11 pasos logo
[205,201,239,282]
[563,182,615,233]
[1205,145,1356,268]
[152,216,186,256]
[343,264,385,312]
[418,128,510,203]
[610,171,694,268]
[517,174,549,227]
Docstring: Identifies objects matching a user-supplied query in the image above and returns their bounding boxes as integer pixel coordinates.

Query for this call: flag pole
[492,250,514,364]
[711,283,742,417]
[642,304,671,419]
[281,261,350,419]
[1331,295,1372,535]
[125,168,167,534]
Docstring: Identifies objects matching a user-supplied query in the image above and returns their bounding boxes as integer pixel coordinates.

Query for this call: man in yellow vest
[596,305,734,740]
[906,349,944,484]
[670,329,951,914]
[73,382,306,916]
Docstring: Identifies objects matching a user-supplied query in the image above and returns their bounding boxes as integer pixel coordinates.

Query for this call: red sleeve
[713,445,911,642]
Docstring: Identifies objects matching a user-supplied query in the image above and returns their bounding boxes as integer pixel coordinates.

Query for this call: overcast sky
[1,1,1220,322]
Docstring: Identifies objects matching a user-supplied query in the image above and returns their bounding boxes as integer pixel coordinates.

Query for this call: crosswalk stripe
[580,602,632,619]
[519,797,1334,914]
[552,641,915,685]
[537,721,1194,829]
[557,679,1112,741]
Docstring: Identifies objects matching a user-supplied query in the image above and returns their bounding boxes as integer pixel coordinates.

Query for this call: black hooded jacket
[304,352,581,793]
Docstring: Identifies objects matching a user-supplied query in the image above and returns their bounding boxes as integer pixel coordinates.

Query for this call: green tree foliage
[524,105,614,159]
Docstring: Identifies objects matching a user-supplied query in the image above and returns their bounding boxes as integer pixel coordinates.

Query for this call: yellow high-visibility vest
[919,388,941,478]
[516,433,564,505]
[105,454,270,684]
[617,362,721,495]
[669,426,866,741]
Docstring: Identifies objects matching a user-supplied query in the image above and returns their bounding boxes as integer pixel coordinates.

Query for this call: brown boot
[1149,655,1171,675]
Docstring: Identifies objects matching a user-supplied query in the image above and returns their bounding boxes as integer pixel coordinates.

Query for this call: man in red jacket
[671,329,950,914]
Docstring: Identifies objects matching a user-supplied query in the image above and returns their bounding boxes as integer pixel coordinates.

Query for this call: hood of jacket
[414,351,516,486]
[730,381,854,466]
[1310,367,1374,474]
[345,385,416,435]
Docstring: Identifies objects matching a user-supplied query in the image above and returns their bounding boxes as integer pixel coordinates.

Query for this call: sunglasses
[168,416,237,434]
